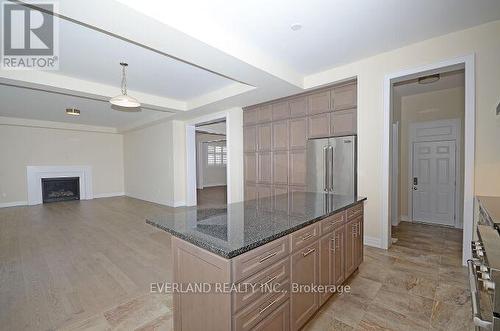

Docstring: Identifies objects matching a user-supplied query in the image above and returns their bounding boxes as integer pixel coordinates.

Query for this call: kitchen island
[147,192,366,331]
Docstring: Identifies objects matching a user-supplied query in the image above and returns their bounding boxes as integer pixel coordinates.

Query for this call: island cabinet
[168,200,364,331]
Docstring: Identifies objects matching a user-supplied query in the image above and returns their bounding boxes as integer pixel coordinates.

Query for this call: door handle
[413,186,418,191]
[329,145,334,192]
[323,146,329,192]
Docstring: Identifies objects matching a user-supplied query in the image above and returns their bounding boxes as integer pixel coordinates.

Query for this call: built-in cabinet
[243,81,357,201]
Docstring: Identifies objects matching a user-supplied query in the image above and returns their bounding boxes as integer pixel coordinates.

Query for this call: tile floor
[303,221,473,331]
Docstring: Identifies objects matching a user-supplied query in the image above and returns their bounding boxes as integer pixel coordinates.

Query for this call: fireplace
[41,177,80,203]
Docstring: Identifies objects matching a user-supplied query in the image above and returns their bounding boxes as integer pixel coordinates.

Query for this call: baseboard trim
[124,192,185,208]
[400,215,411,222]
[94,192,125,199]
[0,201,27,208]
[364,235,382,248]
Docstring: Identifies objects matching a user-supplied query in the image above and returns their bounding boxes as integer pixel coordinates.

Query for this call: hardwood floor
[0,198,472,330]
[0,197,174,330]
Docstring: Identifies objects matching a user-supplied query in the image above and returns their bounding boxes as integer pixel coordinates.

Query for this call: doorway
[195,119,227,208]
[384,56,474,265]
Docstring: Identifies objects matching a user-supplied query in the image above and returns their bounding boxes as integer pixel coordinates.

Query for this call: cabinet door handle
[261,275,278,287]
[302,248,316,257]
[301,233,313,241]
[259,252,277,263]
[259,294,284,315]
[330,238,336,251]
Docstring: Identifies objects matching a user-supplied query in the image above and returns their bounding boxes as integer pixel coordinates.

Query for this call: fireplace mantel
[26,166,93,205]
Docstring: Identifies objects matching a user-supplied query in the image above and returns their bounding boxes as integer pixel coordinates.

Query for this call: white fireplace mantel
[26,166,93,205]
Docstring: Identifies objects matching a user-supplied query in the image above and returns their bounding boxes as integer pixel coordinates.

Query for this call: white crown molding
[0,116,119,134]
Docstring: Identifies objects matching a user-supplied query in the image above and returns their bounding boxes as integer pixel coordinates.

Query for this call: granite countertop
[147,192,366,259]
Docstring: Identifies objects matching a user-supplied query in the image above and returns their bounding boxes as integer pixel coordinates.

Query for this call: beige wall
[396,87,465,219]
[304,20,500,244]
[0,124,124,205]
[123,120,177,206]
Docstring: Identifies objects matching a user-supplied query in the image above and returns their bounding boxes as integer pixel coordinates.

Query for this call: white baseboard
[0,201,27,208]
[400,215,411,222]
[94,192,125,199]
[363,235,382,248]
[124,192,185,208]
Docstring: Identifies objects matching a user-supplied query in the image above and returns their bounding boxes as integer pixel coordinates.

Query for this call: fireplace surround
[26,166,93,205]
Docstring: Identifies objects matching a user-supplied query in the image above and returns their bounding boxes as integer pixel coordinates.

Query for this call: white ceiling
[0,84,163,129]
[1,0,499,131]
[394,70,465,97]
[57,18,234,100]
[117,0,500,75]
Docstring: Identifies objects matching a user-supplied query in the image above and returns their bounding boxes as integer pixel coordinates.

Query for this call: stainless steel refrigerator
[306,135,357,196]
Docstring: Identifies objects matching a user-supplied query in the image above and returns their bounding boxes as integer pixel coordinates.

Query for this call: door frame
[382,54,475,265]
[408,119,462,228]
[185,113,228,206]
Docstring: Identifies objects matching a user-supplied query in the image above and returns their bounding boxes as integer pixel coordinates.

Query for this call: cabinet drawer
[290,223,320,252]
[347,203,363,220]
[233,258,290,312]
[232,236,290,282]
[233,281,290,331]
[253,300,290,331]
[320,212,345,234]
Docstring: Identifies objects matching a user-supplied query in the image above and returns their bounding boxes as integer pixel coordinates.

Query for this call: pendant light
[109,62,141,108]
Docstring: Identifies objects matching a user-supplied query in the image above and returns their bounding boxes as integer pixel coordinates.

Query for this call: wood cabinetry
[290,241,319,331]
[308,112,331,138]
[288,118,307,150]
[308,91,331,115]
[332,83,357,111]
[243,81,357,202]
[258,152,272,184]
[331,108,356,137]
[289,149,307,186]
[171,202,364,331]
[244,153,257,183]
[289,96,307,118]
[272,120,288,151]
[273,151,288,185]
[244,126,257,152]
[272,102,289,121]
[257,123,272,152]
[258,105,273,123]
[345,216,363,277]
[243,108,258,126]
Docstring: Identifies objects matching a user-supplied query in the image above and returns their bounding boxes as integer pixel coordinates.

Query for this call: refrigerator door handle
[323,146,329,192]
[329,145,334,192]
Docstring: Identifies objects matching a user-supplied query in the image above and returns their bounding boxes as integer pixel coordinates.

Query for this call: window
[207,143,226,166]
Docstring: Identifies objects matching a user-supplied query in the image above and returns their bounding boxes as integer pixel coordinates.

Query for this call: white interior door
[412,140,456,226]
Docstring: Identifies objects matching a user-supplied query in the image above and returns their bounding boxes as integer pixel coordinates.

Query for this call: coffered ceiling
[1,0,499,131]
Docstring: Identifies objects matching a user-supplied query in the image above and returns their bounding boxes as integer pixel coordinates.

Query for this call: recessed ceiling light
[418,74,440,84]
[66,108,80,116]
[291,23,302,31]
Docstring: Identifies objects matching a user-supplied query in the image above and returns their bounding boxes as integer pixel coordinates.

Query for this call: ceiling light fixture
[109,62,141,108]
[291,23,302,31]
[418,74,440,84]
[66,108,80,116]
